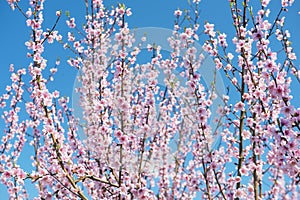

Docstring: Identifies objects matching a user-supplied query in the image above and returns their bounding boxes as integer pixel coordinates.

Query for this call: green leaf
[249,6,253,16]
[118,3,126,9]
[242,1,246,7]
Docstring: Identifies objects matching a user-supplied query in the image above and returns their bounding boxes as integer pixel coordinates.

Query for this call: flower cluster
[1,0,299,199]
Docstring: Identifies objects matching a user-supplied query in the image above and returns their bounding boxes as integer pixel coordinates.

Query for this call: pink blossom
[56,10,61,17]
[281,105,294,116]
[252,30,263,40]
[2,0,300,199]
[174,9,182,16]
[234,188,246,199]
[218,33,228,47]
[66,18,76,28]
[52,90,60,98]
[214,58,223,70]
[234,101,245,112]
[204,23,216,37]
[282,0,294,7]
[262,0,270,7]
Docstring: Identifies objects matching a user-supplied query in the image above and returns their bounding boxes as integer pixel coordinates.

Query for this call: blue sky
[0,0,300,94]
[0,0,300,198]
[1,0,299,98]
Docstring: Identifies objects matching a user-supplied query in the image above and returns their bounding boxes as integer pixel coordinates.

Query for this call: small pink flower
[281,105,294,116]
[126,8,132,16]
[52,90,60,98]
[115,130,122,138]
[10,73,19,82]
[204,23,216,37]
[180,33,188,41]
[119,135,128,144]
[252,31,263,40]
[26,8,32,17]
[248,185,254,193]
[66,18,76,28]
[114,33,122,41]
[227,53,234,60]
[56,10,61,17]
[147,44,153,51]
[262,0,270,7]
[265,59,276,70]
[214,58,223,70]
[281,0,294,7]
[26,19,33,27]
[240,166,249,176]
[242,130,251,140]
[234,101,245,112]
[117,7,125,15]
[2,171,11,179]
[218,33,228,47]
[174,9,182,16]
[234,188,246,199]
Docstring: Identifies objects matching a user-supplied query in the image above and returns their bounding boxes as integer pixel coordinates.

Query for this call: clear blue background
[0,0,299,198]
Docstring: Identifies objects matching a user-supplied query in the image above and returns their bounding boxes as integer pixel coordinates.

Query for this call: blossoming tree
[1,0,299,199]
